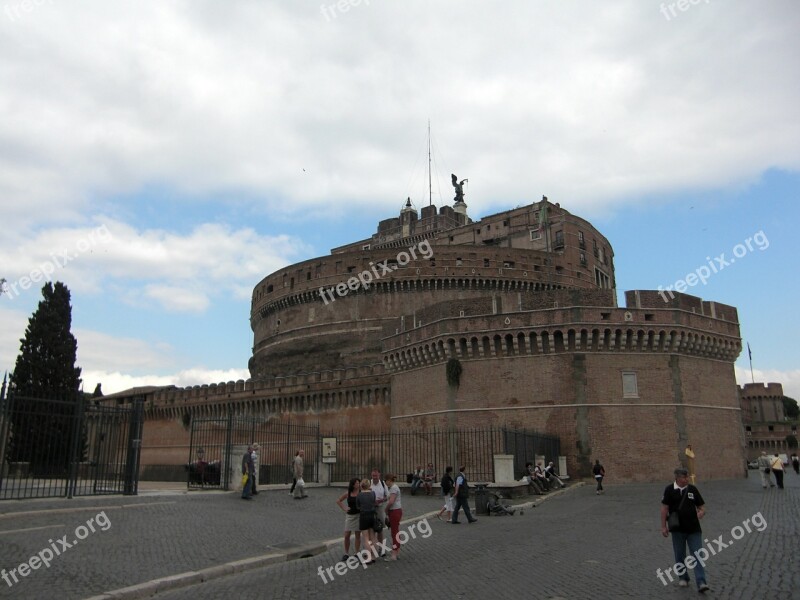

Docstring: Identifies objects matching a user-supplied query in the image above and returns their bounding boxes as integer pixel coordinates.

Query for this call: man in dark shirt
[659,468,709,593]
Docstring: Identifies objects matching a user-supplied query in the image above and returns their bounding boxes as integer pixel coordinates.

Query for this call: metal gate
[0,391,144,500]
[187,413,319,490]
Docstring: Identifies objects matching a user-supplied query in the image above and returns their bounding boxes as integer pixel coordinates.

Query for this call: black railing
[187,415,319,490]
[0,392,143,500]
[327,427,559,484]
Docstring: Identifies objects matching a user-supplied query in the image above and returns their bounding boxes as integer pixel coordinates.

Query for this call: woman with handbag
[384,474,403,561]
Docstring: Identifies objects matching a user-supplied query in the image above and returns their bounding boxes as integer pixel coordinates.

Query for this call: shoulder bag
[667,488,687,532]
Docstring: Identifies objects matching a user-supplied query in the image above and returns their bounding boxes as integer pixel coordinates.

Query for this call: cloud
[0,218,307,311]
[0,1,797,228]
[83,367,251,396]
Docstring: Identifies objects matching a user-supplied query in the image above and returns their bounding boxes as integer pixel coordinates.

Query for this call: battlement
[739,382,784,398]
[149,364,386,409]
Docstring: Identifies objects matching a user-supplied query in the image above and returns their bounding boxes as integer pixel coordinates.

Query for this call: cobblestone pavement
[1,473,798,599]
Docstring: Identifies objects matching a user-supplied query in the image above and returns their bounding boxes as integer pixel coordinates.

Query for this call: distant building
[740,382,798,460]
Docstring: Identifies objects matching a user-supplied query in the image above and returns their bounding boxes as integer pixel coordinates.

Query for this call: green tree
[783,396,799,420]
[8,282,83,467]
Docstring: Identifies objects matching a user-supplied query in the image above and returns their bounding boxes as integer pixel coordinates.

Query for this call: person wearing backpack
[451,465,477,524]
[592,459,605,495]
[437,466,455,522]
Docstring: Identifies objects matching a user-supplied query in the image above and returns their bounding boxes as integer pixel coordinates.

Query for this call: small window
[456,257,463,266]
[644,314,654,321]
[622,372,638,398]
[362,244,371,250]
[306,272,311,280]
[347,266,356,273]
[530,229,541,241]
[267,284,273,293]
[449,236,454,242]
[601,312,611,320]
[579,252,587,266]
[555,265,564,274]
[503,220,508,226]
[768,426,774,432]
[503,261,515,269]
[745,426,752,432]
[484,259,490,267]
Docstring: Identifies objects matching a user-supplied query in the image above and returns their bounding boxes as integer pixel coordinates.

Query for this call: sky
[0,1,798,400]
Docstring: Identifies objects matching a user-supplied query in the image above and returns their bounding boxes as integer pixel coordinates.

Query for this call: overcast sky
[1,1,798,400]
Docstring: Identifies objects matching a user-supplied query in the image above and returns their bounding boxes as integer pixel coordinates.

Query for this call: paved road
[1,472,798,599]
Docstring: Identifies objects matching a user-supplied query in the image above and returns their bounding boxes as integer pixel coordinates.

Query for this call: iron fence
[187,414,319,490]
[327,427,560,483]
[0,391,143,500]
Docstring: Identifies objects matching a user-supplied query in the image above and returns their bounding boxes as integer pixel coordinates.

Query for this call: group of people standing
[335,469,403,563]
[241,446,308,500]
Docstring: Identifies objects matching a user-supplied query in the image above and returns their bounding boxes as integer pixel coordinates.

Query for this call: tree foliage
[782,396,799,420]
[8,282,83,467]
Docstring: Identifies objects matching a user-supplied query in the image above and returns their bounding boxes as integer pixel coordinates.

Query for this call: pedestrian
[451,465,477,524]
[758,451,774,488]
[771,453,785,489]
[369,468,389,556]
[250,444,260,495]
[792,453,799,475]
[592,459,605,494]
[534,462,551,491]
[524,461,545,494]
[292,449,307,499]
[384,474,403,561]
[423,462,436,495]
[410,465,424,495]
[545,461,565,488]
[357,478,378,565]
[336,477,361,563]
[241,444,255,500]
[660,467,709,593]
[437,466,455,522]
[289,450,300,495]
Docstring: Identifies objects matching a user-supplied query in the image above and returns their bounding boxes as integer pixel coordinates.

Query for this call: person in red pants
[384,474,403,561]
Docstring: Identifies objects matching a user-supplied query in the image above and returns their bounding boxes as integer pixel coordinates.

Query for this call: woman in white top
[384,474,403,561]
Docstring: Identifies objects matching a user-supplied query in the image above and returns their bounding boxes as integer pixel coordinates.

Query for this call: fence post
[123,398,144,496]
[66,393,84,499]
[223,407,233,491]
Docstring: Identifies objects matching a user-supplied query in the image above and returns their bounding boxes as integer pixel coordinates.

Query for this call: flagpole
[747,343,754,384]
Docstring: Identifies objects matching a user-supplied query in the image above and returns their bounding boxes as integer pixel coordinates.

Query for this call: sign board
[322,437,337,464]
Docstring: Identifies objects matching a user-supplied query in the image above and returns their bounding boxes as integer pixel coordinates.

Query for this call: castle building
[123,197,747,482]
[740,382,798,459]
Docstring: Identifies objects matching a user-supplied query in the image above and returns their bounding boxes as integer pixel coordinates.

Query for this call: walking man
[241,444,255,500]
[451,465,477,524]
[592,459,605,494]
[660,467,709,593]
[771,453,785,489]
[758,451,775,488]
[292,449,307,499]
[250,443,260,495]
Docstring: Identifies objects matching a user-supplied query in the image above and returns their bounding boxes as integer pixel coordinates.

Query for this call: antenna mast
[428,120,432,206]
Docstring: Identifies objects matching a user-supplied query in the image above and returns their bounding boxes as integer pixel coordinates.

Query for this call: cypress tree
[9,282,83,467]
